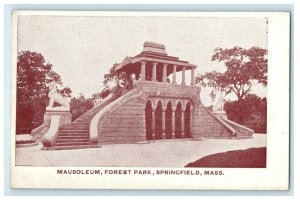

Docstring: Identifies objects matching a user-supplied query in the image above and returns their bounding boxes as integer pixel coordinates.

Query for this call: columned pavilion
[111,41,197,140]
[112,41,197,86]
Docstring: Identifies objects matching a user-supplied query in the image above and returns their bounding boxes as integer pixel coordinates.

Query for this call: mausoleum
[35,42,254,150]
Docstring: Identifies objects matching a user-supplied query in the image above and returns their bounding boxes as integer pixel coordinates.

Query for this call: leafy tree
[70,94,94,121]
[17,51,62,102]
[103,63,119,85]
[59,86,72,98]
[196,46,268,101]
[16,51,64,133]
[92,85,111,101]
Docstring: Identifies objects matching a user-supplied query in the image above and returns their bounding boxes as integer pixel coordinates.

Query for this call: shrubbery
[70,94,94,121]
[224,94,267,133]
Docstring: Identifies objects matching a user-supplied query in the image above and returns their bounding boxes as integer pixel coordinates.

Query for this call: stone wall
[135,81,233,139]
[135,81,200,102]
[97,89,146,144]
[191,105,233,139]
[94,81,234,144]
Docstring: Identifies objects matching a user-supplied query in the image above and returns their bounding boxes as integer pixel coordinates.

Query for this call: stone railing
[89,88,143,144]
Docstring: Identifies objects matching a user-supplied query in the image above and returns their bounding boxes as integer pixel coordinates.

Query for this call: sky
[17,14,268,106]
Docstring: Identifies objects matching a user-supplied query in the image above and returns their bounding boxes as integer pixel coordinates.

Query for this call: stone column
[172,65,177,84]
[191,68,195,85]
[181,107,186,138]
[152,62,157,81]
[141,61,146,81]
[151,108,156,140]
[161,107,166,139]
[171,107,176,139]
[162,64,167,83]
[182,66,186,85]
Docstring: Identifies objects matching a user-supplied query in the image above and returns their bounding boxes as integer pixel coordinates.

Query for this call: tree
[70,94,94,121]
[103,63,119,85]
[17,51,62,102]
[92,85,111,101]
[16,51,64,133]
[59,86,72,98]
[195,46,268,101]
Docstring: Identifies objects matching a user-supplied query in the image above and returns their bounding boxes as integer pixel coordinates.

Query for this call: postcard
[10,11,290,190]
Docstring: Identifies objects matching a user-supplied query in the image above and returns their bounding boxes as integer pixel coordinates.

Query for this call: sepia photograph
[10,11,290,190]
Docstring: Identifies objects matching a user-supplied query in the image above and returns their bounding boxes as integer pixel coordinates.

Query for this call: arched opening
[155,101,163,139]
[165,101,172,139]
[175,101,182,138]
[184,102,191,138]
[145,100,152,140]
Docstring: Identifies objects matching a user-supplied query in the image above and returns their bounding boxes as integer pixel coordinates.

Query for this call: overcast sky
[17,15,267,105]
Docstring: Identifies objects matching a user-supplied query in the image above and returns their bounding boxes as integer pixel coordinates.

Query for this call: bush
[224,94,267,133]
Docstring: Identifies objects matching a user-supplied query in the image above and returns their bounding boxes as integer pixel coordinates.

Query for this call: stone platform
[15,134,266,167]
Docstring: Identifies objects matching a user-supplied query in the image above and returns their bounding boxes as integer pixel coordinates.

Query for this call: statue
[212,94,225,112]
[47,83,70,111]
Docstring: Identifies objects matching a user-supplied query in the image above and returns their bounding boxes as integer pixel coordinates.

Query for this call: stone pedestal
[44,110,71,126]
[41,110,71,148]
[31,110,71,141]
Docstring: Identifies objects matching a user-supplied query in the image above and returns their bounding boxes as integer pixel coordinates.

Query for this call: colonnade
[140,61,195,85]
[145,99,192,140]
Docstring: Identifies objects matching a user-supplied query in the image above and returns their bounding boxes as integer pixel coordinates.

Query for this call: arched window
[184,102,191,138]
[175,101,182,138]
[155,101,163,139]
[145,100,152,140]
[165,101,173,139]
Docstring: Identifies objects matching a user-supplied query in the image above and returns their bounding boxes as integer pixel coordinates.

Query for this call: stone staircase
[47,116,97,150]
[44,93,117,150]
[54,117,91,149]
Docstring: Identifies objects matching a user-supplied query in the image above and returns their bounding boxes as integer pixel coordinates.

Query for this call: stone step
[63,127,90,130]
[49,109,96,150]
[59,130,89,133]
[43,144,101,150]
[58,133,89,137]
[58,134,89,138]
[55,138,89,143]
[62,127,89,130]
[61,126,89,130]
[73,121,90,124]
[73,122,90,124]
[57,135,89,139]
[76,119,92,122]
[54,141,90,146]
[58,134,89,137]
[62,124,90,128]
[60,129,89,132]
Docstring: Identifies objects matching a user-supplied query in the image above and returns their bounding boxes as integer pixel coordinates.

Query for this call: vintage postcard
[10,11,290,190]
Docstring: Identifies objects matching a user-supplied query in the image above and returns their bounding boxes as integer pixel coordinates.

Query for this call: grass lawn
[185,147,266,168]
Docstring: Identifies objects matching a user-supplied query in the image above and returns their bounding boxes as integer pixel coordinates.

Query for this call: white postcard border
[10,11,290,190]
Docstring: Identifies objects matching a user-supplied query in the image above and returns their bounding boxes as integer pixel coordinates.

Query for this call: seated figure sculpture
[47,83,70,111]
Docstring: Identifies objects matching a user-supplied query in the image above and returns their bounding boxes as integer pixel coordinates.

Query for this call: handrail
[220,117,254,133]
[89,88,142,144]
[202,106,236,136]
